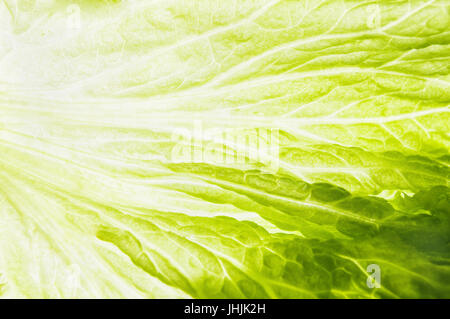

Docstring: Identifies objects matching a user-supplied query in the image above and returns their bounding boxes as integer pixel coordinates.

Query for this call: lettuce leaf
[0,0,449,298]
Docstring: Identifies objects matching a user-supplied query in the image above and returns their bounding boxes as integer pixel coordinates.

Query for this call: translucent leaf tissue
[0,0,449,298]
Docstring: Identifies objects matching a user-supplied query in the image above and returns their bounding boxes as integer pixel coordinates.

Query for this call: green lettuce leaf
[0,0,449,298]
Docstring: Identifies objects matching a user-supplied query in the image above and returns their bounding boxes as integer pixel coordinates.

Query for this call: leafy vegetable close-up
[0,0,449,299]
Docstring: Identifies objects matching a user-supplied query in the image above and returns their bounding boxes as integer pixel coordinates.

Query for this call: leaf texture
[0,0,449,298]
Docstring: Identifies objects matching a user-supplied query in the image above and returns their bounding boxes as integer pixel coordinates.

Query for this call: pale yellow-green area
[0,0,449,298]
